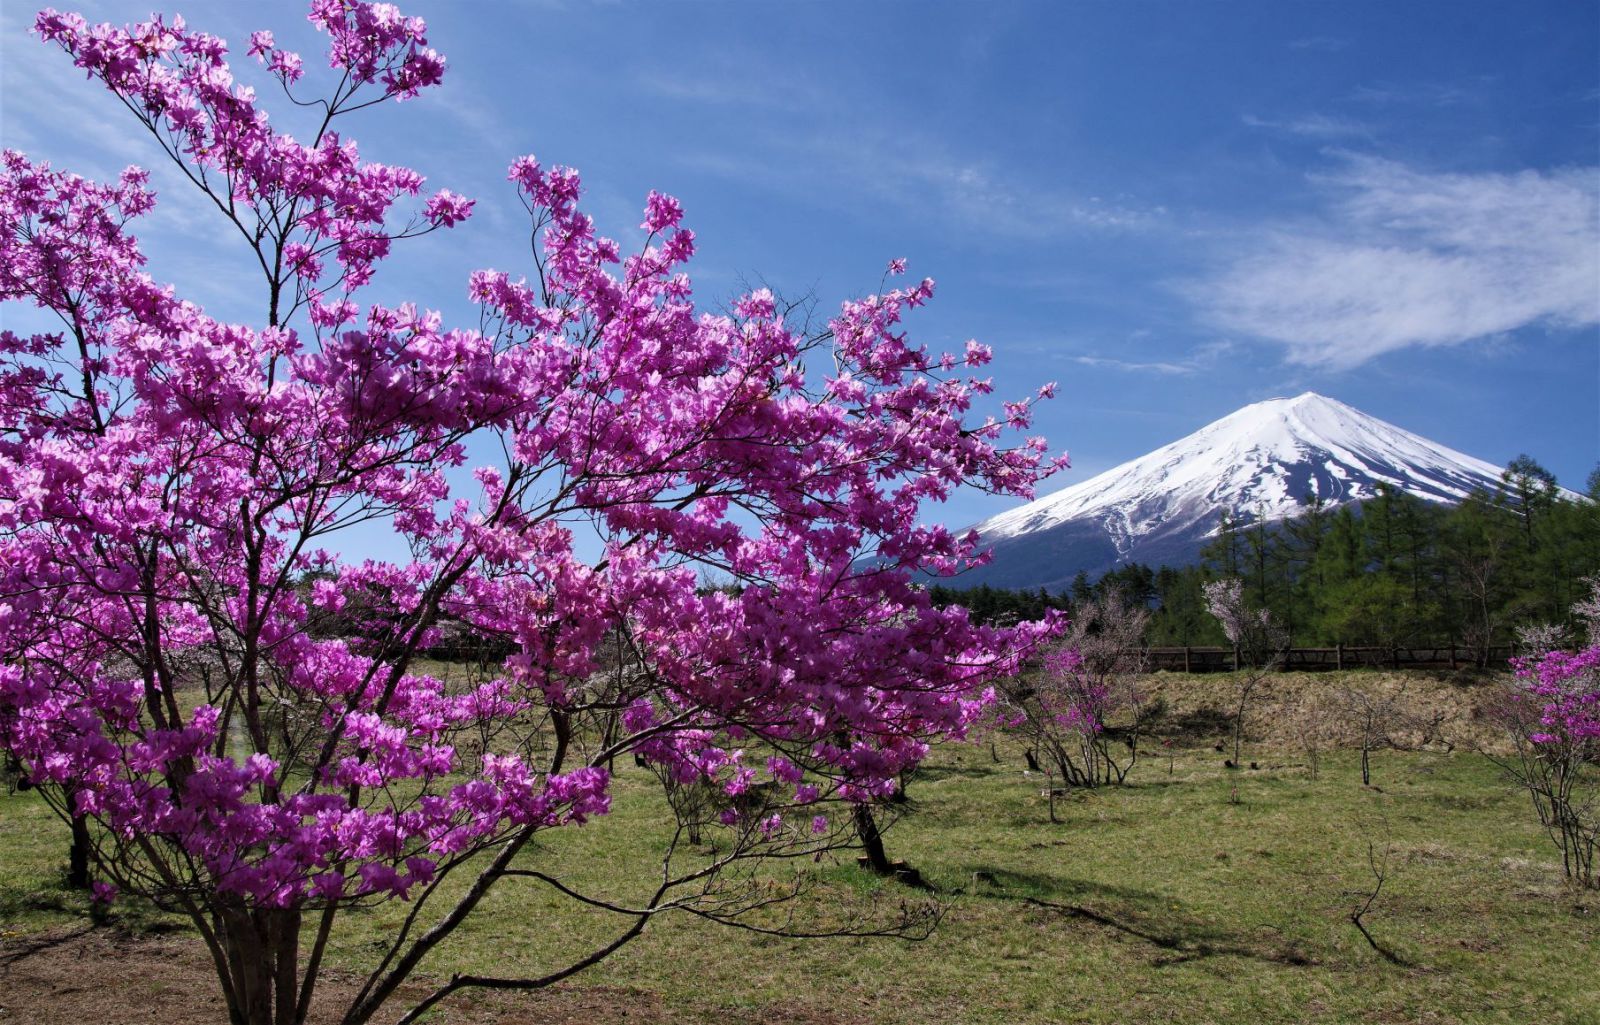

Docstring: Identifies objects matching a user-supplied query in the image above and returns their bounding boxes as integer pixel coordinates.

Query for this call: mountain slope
[959,392,1548,591]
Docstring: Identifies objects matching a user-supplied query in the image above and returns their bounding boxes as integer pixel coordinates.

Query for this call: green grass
[3,709,1597,1023]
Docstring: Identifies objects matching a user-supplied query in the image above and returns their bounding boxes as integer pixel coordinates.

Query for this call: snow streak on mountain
[959,392,1535,591]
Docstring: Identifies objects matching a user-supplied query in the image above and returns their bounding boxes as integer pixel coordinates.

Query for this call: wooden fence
[1145,645,1516,673]
[416,636,1517,673]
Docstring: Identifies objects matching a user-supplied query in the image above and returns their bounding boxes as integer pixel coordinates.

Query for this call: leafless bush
[1347,803,1406,964]
[1572,574,1600,644]
[1295,694,1330,781]
[1517,622,1570,657]
[1203,578,1288,766]
[1332,686,1407,787]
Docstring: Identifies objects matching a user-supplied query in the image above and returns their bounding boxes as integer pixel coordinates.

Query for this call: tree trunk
[218,902,305,1025]
[1231,690,1249,766]
[853,804,892,875]
[67,810,91,890]
[56,781,91,891]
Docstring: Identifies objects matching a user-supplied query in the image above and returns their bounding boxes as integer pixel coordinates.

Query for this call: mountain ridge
[955,392,1567,591]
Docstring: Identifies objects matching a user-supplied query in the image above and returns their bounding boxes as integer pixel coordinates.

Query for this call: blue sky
[2,0,1597,549]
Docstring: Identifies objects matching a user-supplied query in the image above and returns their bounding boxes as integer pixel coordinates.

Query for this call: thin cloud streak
[677,128,1167,240]
[1288,36,1350,52]
[1068,354,1197,375]
[1241,112,1374,141]
[1348,81,1489,108]
[634,65,827,113]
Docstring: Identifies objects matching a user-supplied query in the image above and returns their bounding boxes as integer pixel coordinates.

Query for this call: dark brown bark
[217,903,304,1025]
[853,803,892,876]
[66,807,91,890]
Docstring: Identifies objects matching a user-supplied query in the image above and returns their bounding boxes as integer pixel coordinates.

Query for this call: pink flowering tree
[1496,648,1600,887]
[1001,587,1149,809]
[1493,581,1600,888]
[0,6,1064,1025]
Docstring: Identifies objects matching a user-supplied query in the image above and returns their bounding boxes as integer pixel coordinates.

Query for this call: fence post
[1335,642,1343,671]
[1183,646,1191,673]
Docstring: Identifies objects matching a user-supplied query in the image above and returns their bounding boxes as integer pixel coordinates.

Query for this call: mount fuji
[956,392,1544,591]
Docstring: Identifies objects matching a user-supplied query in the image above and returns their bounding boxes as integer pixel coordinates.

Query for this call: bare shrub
[1203,578,1288,766]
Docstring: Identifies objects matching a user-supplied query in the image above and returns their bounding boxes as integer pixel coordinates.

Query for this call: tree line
[932,456,1600,660]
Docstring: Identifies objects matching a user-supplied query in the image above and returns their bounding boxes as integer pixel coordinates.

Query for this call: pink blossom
[424,189,474,227]
[641,190,683,233]
[1514,646,1600,742]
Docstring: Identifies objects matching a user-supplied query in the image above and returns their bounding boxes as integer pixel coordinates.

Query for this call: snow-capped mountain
[959,392,1552,591]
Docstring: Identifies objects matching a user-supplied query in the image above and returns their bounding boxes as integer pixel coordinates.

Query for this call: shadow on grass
[905,762,1001,785]
[0,924,93,967]
[1158,708,1234,743]
[1108,776,1239,792]
[0,880,85,921]
[1423,793,1502,812]
[959,866,1318,969]
[0,879,190,947]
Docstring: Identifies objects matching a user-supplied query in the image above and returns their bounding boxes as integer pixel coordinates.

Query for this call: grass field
[2,670,1597,1024]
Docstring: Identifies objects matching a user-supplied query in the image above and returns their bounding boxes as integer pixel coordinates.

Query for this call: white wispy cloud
[634,64,827,113]
[872,151,1166,234]
[677,129,1166,239]
[1348,81,1486,108]
[1288,36,1350,52]
[1241,112,1372,141]
[652,56,1165,241]
[1192,156,1600,369]
[1067,354,1196,375]
[1057,335,1234,376]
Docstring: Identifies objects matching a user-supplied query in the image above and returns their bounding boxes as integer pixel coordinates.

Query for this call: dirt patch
[0,926,844,1025]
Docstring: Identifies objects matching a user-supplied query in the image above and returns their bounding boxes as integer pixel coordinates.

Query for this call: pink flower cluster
[36,3,465,299]
[1513,646,1600,744]
[1039,648,1108,734]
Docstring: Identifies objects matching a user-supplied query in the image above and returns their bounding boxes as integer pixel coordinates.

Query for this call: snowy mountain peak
[963,393,1547,589]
